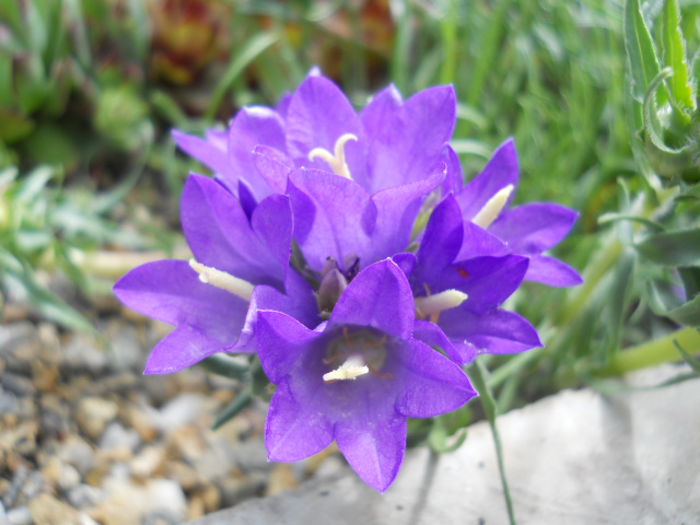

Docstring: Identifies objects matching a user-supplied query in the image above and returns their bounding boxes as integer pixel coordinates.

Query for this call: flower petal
[526,255,584,287]
[181,174,290,286]
[143,325,228,375]
[330,259,414,338]
[335,407,406,492]
[113,259,247,343]
[265,378,334,462]
[457,221,509,260]
[239,269,321,350]
[256,310,320,384]
[439,307,542,359]
[412,320,462,363]
[227,106,286,200]
[489,203,579,254]
[252,145,293,194]
[172,130,235,188]
[395,339,477,418]
[364,85,456,192]
[456,138,519,219]
[285,75,365,179]
[415,194,464,274]
[366,162,446,264]
[440,255,529,313]
[287,168,371,272]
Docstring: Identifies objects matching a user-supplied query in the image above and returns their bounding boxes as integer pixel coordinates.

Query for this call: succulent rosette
[114,71,582,491]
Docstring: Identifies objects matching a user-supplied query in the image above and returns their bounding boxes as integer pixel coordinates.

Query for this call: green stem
[595,326,700,376]
[471,360,517,525]
[556,237,623,326]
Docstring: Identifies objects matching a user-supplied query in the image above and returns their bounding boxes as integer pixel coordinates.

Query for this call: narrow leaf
[624,0,665,102]
[662,0,696,113]
[636,227,700,266]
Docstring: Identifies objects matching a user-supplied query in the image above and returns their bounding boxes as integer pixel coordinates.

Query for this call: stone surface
[188,365,700,525]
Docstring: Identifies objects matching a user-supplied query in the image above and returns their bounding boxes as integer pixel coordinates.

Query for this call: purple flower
[256,258,477,492]
[173,71,460,274]
[114,174,319,374]
[113,71,583,492]
[455,139,583,287]
[397,195,542,364]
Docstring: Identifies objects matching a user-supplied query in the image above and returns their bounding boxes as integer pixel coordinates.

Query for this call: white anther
[472,184,514,229]
[308,133,358,179]
[323,355,369,382]
[188,259,254,301]
[414,289,468,318]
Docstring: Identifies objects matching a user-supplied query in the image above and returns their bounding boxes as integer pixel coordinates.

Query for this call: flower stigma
[308,133,358,179]
[472,184,514,229]
[415,289,468,323]
[188,258,254,301]
[322,327,391,383]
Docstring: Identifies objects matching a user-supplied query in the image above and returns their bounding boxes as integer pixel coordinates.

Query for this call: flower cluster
[114,71,582,492]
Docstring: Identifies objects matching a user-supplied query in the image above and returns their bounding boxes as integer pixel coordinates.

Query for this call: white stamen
[323,355,369,382]
[415,289,468,318]
[308,133,358,179]
[472,184,514,229]
[188,259,254,301]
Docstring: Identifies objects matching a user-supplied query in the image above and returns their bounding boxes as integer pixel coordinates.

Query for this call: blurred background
[1,0,699,523]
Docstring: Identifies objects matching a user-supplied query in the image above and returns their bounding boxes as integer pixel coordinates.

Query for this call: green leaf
[212,390,252,431]
[642,68,687,155]
[1,254,94,334]
[198,354,250,379]
[206,32,278,120]
[636,227,700,266]
[624,0,664,103]
[667,294,700,327]
[662,0,696,113]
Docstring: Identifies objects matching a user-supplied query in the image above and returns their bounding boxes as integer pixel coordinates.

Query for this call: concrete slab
[189,365,700,525]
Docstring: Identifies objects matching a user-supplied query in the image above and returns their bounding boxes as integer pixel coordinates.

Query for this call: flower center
[472,184,514,229]
[188,258,254,301]
[308,133,358,179]
[415,289,468,323]
[322,327,390,383]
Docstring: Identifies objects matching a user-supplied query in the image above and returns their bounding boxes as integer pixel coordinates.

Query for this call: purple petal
[144,325,228,375]
[252,145,293,194]
[227,106,286,200]
[440,255,529,313]
[287,168,371,272]
[526,255,584,287]
[365,162,446,264]
[412,320,462,363]
[181,175,290,286]
[335,407,406,492]
[285,75,365,179]
[114,259,247,344]
[441,144,464,195]
[256,310,320,384]
[457,221,509,260]
[391,252,417,278]
[364,85,456,192]
[265,378,334,462]
[330,259,414,338]
[439,308,542,359]
[275,92,292,118]
[172,130,236,190]
[456,138,519,219]
[415,195,464,274]
[395,339,477,418]
[238,269,321,351]
[490,203,579,254]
